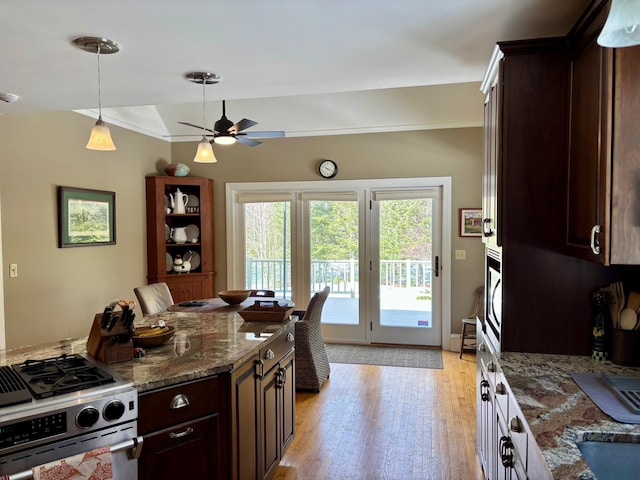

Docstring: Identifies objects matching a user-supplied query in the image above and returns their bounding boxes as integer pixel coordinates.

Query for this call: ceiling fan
[178,99,284,147]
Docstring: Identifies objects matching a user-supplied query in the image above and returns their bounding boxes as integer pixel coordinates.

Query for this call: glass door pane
[244,202,291,298]
[371,191,441,346]
[309,199,361,336]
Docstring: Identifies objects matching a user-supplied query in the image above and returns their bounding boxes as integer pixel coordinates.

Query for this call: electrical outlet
[455,250,466,260]
[9,263,17,278]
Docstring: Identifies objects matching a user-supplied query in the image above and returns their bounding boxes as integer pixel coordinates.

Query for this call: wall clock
[318,159,338,179]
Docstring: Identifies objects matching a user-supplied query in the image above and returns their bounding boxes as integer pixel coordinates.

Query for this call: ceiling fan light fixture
[193,136,217,163]
[86,117,116,151]
[73,36,120,151]
[213,135,236,145]
[597,0,640,47]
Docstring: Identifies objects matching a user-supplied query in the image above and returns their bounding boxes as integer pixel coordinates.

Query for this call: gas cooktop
[0,353,123,409]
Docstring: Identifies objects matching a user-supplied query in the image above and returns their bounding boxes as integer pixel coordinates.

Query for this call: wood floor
[272,350,482,480]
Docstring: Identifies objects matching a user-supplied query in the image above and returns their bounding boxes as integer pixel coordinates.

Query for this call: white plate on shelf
[184,250,200,270]
[165,224,170,241]
[166,252,173,272]
[187,195,199,208]
[185,224,200,243]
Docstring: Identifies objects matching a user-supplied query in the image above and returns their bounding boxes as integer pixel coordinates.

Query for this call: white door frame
[226,177,453,350]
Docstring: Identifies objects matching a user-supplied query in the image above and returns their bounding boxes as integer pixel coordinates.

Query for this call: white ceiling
[0,0,589,142]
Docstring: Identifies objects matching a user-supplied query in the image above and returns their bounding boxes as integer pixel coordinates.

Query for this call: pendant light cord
[96,43,102,119]
[202,80,207,136]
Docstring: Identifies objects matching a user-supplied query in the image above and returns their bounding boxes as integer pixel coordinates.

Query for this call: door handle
[434,256,439,277]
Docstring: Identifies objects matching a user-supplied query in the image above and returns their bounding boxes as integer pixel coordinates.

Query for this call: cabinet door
[139,415,220,480]
[230,354,260,480]
[482,70,502,247]
[261,350,295,480]
[565,33,611,263]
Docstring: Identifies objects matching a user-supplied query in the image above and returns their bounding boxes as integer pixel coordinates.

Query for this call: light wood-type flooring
[272,350,481,480]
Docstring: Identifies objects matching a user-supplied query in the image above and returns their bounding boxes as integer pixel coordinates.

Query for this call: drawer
[260,322,295,374]
[139,376,219,434]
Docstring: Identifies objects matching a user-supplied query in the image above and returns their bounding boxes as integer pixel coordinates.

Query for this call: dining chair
[294,286,331,392]
[134,282,175,316]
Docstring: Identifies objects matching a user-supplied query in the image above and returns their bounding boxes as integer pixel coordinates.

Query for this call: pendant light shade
[597,0,640,48]
[193,136,217,163]
[86,117,116,150]
[73,37,119,151]
[185,71,221,164]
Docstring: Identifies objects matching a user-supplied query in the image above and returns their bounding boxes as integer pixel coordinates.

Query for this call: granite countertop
[0,311,294,393]
[499,352,640,479]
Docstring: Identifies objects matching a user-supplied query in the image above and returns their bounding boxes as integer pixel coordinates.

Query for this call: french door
[369,189,441,346]
[226,178,450,348]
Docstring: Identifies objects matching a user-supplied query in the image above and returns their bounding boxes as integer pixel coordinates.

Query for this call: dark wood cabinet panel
[139,415,220,480]
[230,324,295,480]
[138,376,223,480]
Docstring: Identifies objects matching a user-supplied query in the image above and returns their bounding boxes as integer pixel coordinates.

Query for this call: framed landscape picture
[57,186,116,247]
[459,208,482,237]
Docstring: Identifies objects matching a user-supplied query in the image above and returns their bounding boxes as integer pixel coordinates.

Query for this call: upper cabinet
[565,1,640,265]
[480,47,503,248]
[145,176,215,302]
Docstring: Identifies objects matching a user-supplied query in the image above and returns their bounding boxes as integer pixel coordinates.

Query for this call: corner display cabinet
[145,176,214,303]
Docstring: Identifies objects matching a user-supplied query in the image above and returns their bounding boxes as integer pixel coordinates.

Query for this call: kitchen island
[0,309,296,480]
[499,352,640,479]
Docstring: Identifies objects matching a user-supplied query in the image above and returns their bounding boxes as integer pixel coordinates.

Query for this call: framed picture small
[57,186,116,247]
[459,208,482,237]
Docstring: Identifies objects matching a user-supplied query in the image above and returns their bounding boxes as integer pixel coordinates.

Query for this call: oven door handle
[7,436,144,480]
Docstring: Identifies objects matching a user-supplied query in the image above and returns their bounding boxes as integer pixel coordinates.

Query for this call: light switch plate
[9,263,17,277]
[455,250,466,260]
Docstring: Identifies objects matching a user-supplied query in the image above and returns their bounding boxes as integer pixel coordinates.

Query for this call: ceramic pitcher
[170,227,188,244]
[170,188,189,214]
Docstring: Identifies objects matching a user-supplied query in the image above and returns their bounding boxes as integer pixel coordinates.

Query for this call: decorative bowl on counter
[132,325,175,348]
[218,290,251,305]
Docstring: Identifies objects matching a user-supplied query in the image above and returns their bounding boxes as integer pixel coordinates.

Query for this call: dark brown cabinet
[145,176,215,302]
[138,377,223,480]
[565,2,640,265]
[230,323,296,480]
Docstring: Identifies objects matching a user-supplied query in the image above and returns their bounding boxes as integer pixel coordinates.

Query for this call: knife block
[86,314,133,364]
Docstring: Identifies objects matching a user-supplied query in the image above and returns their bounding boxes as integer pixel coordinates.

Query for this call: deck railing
[246,259,431,297]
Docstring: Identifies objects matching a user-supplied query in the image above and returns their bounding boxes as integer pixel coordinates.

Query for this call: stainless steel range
[0,353,141,479]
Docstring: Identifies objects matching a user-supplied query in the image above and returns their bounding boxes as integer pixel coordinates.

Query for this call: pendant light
[185,72,220,163]
[73,37,119,150]
[597,0,640,48]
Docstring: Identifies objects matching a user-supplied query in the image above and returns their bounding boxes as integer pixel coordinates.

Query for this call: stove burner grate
[12,353,114,399]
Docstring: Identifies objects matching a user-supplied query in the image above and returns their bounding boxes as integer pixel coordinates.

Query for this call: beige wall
[173,127,485,337]
[0,111,170,348]
[0,112,482,350]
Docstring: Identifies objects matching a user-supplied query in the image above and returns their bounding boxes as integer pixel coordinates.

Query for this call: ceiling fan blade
[162,134,214,138]
[236,136,262,147]
[178,121,217,135]
[243,130,285,138]
[231,118,258,133]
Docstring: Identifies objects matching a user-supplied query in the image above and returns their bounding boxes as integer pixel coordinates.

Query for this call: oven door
[0,423,142,479]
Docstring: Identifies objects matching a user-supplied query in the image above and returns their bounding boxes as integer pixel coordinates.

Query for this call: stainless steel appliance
[485,248,502,352]
[0,353,141,479]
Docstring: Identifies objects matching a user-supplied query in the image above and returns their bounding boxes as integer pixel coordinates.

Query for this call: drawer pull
[479,342,486,352]
[286,333,294,342]
[495,382,506,395]
[169,427,194,439]
[509,415,523,433]
[264,349,275,360]
[499,435,514,468]
[487,361,496,372]
[480,380,490,401]
[169,393,190,410]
